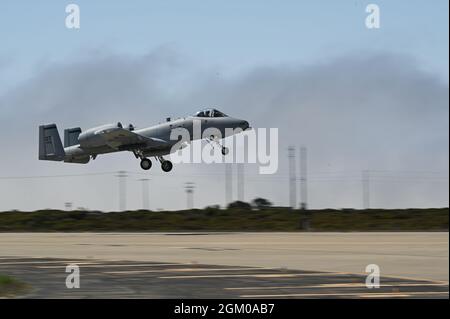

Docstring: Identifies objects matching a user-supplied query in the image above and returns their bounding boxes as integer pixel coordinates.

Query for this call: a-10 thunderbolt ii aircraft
[39,108,250,172]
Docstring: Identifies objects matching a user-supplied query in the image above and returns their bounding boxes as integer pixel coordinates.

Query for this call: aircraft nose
[239,120,250,130]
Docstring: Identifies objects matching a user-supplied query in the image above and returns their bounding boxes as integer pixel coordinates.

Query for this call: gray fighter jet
[39,108,250,172]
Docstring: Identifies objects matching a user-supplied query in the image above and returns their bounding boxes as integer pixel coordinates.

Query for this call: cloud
[0,49,448,210]
[0,47,184,123]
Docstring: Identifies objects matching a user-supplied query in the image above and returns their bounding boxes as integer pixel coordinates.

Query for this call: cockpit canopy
[194,108,228,118]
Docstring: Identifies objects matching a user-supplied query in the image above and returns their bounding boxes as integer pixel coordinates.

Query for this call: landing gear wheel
[161,160,173,172]
[221,147,229,156]
[140,158,152,170]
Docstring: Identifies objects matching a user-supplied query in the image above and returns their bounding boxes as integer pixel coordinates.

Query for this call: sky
[0,0,448,211]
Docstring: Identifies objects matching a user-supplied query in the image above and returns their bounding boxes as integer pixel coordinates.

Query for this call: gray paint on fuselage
[63,114,249,162]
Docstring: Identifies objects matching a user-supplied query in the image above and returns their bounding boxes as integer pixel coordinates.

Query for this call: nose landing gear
[206,137,229,156]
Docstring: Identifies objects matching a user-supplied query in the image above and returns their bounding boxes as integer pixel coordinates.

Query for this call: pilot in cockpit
[194,108,227,118]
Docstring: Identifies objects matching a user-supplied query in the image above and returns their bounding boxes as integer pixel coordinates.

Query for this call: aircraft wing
[101,128,168,150]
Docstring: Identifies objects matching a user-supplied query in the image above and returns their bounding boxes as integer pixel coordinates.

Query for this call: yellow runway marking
[36,263,193,269]
[319,269,449,286]
[104,267,270,275]
[226,282,449,290]
[0,261,99,265]
[359,292,449,298]
[240,291,449,298]
[159,272,344,279]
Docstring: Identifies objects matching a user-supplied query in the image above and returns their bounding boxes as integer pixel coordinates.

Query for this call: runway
[0,232,448,298]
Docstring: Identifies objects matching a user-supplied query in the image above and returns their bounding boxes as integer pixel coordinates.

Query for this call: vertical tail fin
[64,127,82,147]
[39,124,65,161]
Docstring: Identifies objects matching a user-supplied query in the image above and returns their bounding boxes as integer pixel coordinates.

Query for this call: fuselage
[65,115,249,161]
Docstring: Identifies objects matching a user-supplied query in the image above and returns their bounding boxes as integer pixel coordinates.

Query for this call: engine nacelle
[64,156,90,164]
[64,145,90,164]
[78,122,122,148]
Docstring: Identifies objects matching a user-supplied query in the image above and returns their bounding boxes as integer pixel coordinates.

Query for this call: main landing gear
[134,150,173,172]
[161,159,173,172]
[140,158,152,170]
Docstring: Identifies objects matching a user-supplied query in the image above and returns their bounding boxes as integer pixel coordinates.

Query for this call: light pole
[185,182,195,209]
[116,170,128,211]
[299,146,308,210]
[288,146,297,209]
[225,163,232,207]
[362,170,371,209]
[138,178,150,210]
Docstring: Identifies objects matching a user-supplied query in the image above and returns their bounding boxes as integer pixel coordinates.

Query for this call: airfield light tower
[116,170,128,211]
[185,182,195,209]
[288,146,297,209]
[299,146,308,210]
[362,170,371,209]
[237,163,245,202]
[225,163,233,206]
[138,178,150,210]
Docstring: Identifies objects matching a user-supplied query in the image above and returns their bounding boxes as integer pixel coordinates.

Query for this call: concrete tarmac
[0,232,448,298]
